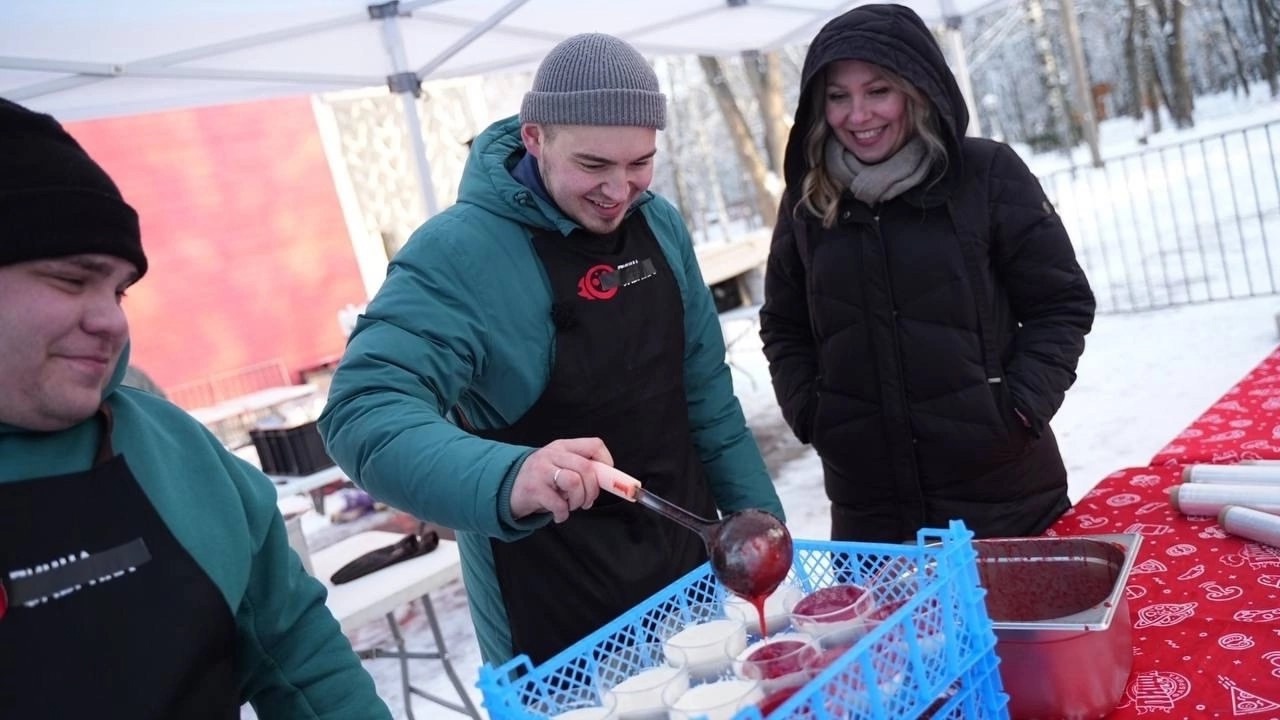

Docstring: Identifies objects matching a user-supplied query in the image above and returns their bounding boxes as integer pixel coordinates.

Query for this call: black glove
[331,526,440,585]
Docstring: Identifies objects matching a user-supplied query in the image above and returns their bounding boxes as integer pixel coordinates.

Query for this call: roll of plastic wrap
[1168,483,1280,516]
[1181,464,1280,485]
[1218,505,1280,548]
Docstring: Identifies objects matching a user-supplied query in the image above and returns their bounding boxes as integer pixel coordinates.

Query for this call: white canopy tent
[0,0,1013,214]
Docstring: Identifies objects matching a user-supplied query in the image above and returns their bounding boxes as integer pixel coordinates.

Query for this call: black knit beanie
[0,98,147,276]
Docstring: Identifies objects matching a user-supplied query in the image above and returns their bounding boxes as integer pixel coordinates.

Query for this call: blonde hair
[798,65,950,228]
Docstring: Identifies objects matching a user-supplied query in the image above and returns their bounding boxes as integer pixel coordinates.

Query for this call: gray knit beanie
[520,33,667,130]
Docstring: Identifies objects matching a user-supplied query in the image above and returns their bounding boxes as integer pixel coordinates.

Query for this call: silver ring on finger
[553,467,563,487]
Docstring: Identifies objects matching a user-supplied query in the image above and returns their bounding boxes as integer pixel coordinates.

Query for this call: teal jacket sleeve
[229,454,392,719]
[648,201,785,520]
[318,214,543,539]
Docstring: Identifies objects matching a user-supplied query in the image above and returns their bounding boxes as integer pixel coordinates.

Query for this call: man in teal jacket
[0,98,391,719]
[320,33,784,667]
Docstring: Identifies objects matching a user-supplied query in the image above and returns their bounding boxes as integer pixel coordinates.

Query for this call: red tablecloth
[1047,466,1280,717]
[1150,347,1280,466]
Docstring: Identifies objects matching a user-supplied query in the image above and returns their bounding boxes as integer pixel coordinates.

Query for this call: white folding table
[269,464,349,514]
[188,383,319,447]
[310,531,480,720]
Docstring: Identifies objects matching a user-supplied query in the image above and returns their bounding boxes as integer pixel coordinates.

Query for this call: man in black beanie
[0,98,393,719]
[320,33,785,667]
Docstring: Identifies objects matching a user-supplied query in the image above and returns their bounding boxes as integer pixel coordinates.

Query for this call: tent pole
[396,90,440,216]
[416,0,531,78]
[371,1,439,217]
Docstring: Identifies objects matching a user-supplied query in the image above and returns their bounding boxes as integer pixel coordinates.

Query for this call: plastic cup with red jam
[798,638,907,709]
[732,632,821,693]
[863,578,948,658]
[757,685,804,716]
[785,583,877,648]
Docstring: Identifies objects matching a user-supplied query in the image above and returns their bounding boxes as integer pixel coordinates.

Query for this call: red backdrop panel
[65,96,367,391]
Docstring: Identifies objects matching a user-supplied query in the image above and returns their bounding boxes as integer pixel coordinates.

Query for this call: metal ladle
[593,462,793,601]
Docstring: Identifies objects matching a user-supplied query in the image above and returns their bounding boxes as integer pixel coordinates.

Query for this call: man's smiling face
[521,123,657,234]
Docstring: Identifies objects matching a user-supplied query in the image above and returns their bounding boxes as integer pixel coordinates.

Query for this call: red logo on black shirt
[577,264,618,300]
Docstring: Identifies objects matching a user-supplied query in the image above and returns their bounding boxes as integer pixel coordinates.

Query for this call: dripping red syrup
[710,509,793,637]
[750,596,768,637]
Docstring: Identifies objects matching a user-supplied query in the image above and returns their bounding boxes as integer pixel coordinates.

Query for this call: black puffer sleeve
[988,143,1096,435]
[760,196,821,443]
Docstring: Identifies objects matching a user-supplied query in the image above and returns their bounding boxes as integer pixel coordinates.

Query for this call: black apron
[478,214,718,665]
[0,406,237,717]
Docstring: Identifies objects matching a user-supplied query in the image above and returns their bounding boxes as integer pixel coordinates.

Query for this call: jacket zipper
[871,210,926,525]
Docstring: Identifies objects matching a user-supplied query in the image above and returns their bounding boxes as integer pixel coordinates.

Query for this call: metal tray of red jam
[973,533,1142,720]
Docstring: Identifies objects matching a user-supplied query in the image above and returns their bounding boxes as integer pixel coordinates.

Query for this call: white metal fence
[1040,120,1280,314]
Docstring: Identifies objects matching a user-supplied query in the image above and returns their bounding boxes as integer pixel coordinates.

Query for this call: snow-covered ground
[244,88,1280,719]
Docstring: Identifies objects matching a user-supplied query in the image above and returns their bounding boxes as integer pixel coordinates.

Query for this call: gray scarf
[824,135,932,205]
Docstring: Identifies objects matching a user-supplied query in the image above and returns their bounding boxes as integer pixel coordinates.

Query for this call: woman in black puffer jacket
[760,3,1096,542]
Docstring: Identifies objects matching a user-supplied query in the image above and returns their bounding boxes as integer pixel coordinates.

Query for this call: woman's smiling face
[823,59,912,164]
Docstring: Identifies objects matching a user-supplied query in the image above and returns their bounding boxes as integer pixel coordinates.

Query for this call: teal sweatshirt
[0,348,392,719]
[320,115,783,666]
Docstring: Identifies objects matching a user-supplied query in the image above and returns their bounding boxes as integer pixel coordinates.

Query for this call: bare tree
[1137,3,1165,135]
[1025,0,1072,151]
[1215,0,1254,97]
[698,55,779,228]
[1123,0,1150,142]
[657,60,694,231]
[1059,0,1104,166]
[741,50,790,175]
[1123,0,1141,119]
[1149,0,1195,128]
[1258,0,1280,96]
[692,109,735,243]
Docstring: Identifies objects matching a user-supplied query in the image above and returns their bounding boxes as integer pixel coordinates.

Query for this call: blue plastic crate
[479,520,1008,719]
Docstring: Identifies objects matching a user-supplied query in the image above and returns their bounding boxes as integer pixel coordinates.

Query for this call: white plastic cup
[664,678,763,720]
[548,693,618,720]
[601,642,690,720]
[663,616,748,681]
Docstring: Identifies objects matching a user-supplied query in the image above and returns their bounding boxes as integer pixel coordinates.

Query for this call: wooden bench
[694,229,770,286]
